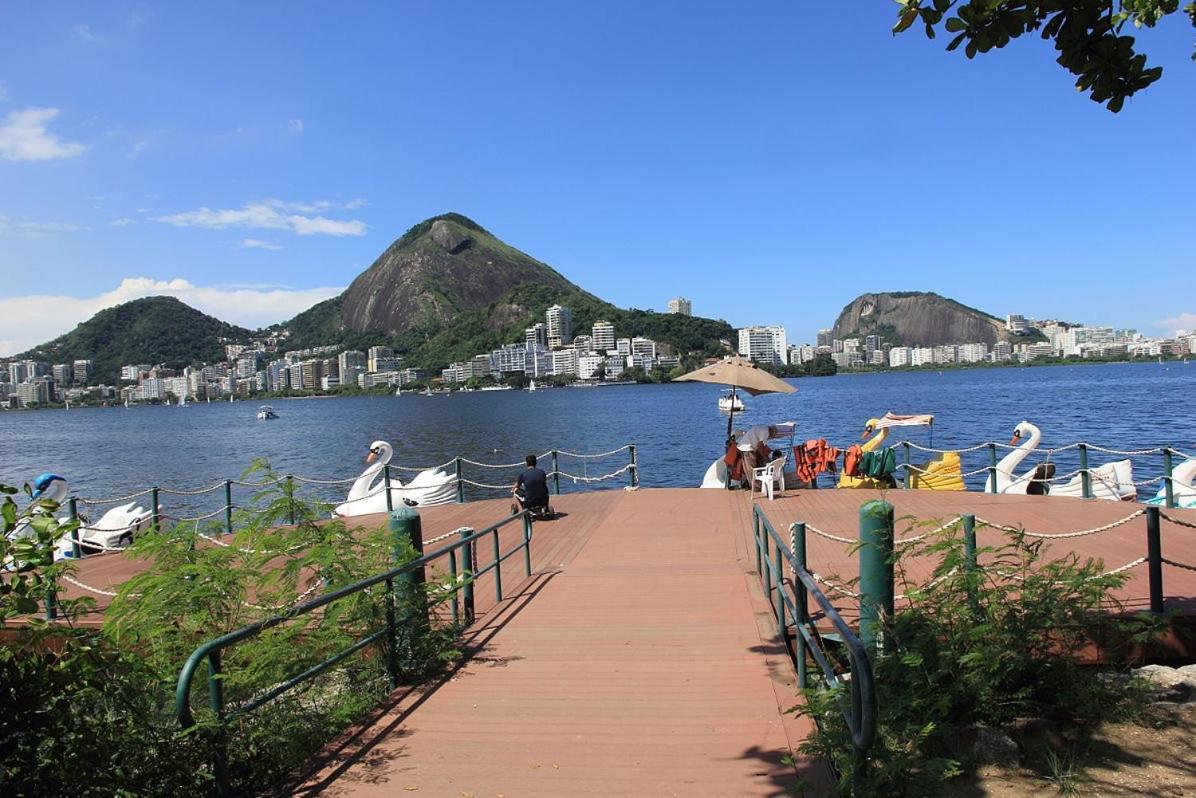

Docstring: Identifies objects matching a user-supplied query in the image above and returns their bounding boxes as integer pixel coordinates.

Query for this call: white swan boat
[718,390,744,413]
[1146,457,1196,508]
[7,474,152,559]
[996,421,1135,500]
[333,440,457,516]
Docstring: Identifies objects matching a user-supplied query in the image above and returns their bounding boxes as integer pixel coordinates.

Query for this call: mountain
[18,297,252,384]
[831,291,1043,348]
[276,213,734,370]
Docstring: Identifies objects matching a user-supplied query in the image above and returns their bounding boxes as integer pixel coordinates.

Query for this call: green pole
[223,480,233,535]
[772,538,785,637]
[791,522,808,689]
[1146,506,1163,614]
[858,499,894,652]
[629,444,638,488]
[902,442,911,489]
[551,450,560,495]
[987,444,998,494]
[383,465,393,513]
[68,497,81,559]
[460,527,475,625]
[44,583,57,620]
[522,512,533,577]
[753,507,762,574]
[962,514,979,616]
[1079,444,1091,499]
[285,476,296,524]
[1163,447,1175,509]
[492,528,503,602]
[455,457,465,503]
[150,486,160,530]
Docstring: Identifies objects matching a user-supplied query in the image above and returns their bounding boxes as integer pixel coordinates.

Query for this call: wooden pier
[27,487,1196,796]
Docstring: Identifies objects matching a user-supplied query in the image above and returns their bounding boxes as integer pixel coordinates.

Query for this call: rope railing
[975,510,1144,539]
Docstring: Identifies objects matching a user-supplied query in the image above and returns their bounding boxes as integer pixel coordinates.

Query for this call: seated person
[512,454,550,515]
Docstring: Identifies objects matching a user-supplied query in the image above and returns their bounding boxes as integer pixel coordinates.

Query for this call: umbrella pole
[726,386,736,437]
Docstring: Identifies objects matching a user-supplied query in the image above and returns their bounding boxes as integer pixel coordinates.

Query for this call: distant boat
[179,392,187,407]
[527,379,537,392]
[395,386,402,396]
[423,386,433,396]
[257,405,279,420]
[228,394,234,403]
[718,390,744,413]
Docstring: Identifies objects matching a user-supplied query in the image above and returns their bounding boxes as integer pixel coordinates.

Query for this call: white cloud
[74,24,101,43]
[0,215,88,233]
[154,198,366,237]
[1154,312,1196,337]
[0,277,344,356]
[110,217,136,226]
[287,118,303,135]
[240,238,283,251]
[0,107,86,162]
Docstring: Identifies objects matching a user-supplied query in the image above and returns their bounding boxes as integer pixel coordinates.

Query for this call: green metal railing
[174,506,535,797]
[751,504,876,792]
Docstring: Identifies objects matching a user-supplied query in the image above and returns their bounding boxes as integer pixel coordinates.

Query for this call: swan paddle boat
[333,441,457,517]
[717,390,745,413]
[6,474,152,559]
[996,422,1135,500]
[839,413,966,491]
[1146,457,1196,508]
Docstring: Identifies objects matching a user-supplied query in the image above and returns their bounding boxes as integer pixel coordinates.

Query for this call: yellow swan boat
[838,413,966,491]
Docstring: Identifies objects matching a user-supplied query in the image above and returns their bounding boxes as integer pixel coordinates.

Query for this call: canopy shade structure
[675,355,796,435]
[873,413,934,429]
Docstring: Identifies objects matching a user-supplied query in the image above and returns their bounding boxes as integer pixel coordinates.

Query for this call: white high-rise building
[667,297,692,316]
[910,347,935,367]
[889,347,912,367]
[551,347,578,376]
[577,353,605,380]
[591,321,616,353]
[737,325,787,366]
[546,305,573,348]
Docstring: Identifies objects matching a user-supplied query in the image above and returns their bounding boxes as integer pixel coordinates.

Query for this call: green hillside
[19,297,252,383]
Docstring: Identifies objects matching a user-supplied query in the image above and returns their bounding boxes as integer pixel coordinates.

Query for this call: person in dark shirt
[512,454,550,514]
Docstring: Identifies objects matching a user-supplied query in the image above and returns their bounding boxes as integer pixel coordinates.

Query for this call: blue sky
[1,2,1193,355]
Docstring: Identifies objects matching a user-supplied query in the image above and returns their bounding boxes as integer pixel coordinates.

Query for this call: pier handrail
[751,503,876,790]
[174,507,535,796]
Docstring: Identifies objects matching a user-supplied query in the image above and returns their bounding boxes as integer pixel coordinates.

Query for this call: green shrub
[797,519,1166,797]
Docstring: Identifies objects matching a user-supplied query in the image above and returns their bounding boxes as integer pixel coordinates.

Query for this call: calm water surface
[1,362,1193,510]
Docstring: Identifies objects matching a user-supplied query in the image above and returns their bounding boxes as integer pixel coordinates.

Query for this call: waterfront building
[603,355,625,379]
[285,363,303,390]
[546,305,573,348]
[339,350,366,375]
[957,343,989,363]
[910,347,935,367]
[525,344,552,378]
[626,353,654,372]
[70,359,92,386]
[934,345,958,364]
[1023,343,1055,360]
[831,351,852,369]
[525,323,548,349]
[321,375,340,391]
[1006,314,1029,334]
[551,348,579,377]
[667,297,692,316]
[8,361,28,385]
[300,360,324,390]
[359,370,403,388]
[573,334,593,353]
[616,338,632,358]
[889,347,912,367]
[738,325,786,366]
[491,343,527,376]
[367,346,400,373]
[816,329,832,348]
[464,355,492,380]
[399,368,424,383]
[140,378,166,401]
[992,341,1013,361]
[592,321,616,352]
[864,334,881,352]
[869,350,886,366]
[630,337,657,360]
[266,360,287,392]
[657,355,680,370]
[52,364,72,386]
[15,379,52,407]
[577,353,605,381]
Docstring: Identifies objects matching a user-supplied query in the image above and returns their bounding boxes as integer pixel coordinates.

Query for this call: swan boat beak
[365,449,379,464]
[1009,433,1021,446]
[860,427,873,439]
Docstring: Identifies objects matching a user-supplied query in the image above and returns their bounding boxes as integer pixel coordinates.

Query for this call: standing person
[512,454,550,516]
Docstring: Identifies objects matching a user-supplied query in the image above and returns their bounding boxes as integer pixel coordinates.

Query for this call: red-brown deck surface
[290,488,816,797]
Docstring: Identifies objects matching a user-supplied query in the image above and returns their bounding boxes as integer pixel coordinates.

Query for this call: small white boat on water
[527,379,537,392]
[718,390,745,413]
[257,405,279,420]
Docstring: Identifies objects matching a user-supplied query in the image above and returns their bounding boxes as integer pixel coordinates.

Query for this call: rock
[973,727,1020,765]
[1178,664,1196,681]
[1134,665,1194,702]
[430,219,471,253]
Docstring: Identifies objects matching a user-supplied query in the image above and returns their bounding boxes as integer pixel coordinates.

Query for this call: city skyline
[2,3,1193,356]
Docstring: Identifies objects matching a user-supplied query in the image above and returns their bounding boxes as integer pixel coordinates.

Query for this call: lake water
[1,362,1193,514]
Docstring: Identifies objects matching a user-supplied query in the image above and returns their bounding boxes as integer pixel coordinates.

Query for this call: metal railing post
[460,527,475,625]
[43,583,57,620]
[1163,447,1175,509]
[902,442,911,489]
[551,450,560,495]
[522,512,533,577]
[223,480,233,535]
[859,499,894,652]
[962,514,977,574]
[150,486,160,530]
[68,497,81,559]
[285,476,296,524]
[383,465,394,513]
[772,539,785,637]
[753,507,762,575]
[208,651,228,798]
[791,522,808,689]
[628,444,638,488]
[1079,444,1091,499]
[987,444,998,494]
[761,514,772,605]
[493,529,503,603]
[1146,506,1164,614]
[455,457,465,503]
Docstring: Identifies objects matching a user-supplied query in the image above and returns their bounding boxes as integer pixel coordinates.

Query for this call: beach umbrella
[674,355,797,435]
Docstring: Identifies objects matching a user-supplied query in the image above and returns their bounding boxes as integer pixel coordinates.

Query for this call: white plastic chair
[752,457,785,501]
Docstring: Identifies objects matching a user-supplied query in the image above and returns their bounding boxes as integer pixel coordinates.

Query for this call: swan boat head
[31,473,68,504]
[365,440,394,465]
